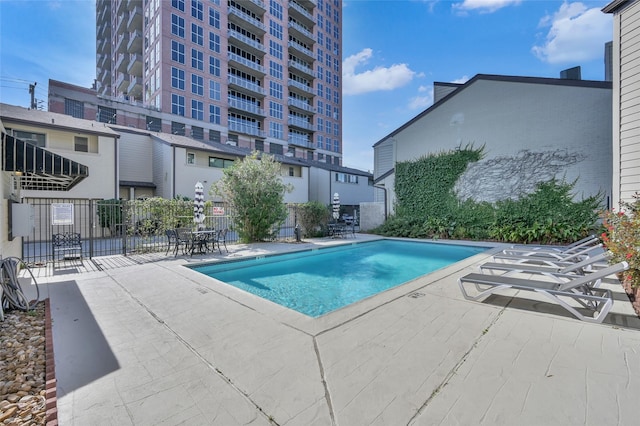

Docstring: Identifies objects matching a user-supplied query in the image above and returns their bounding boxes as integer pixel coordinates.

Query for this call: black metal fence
[21,198,303,265]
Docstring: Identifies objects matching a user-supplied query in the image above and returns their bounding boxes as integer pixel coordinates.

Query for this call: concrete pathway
[32,235,640,425]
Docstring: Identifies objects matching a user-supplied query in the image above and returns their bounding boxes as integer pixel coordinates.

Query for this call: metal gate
[20,198,300,265]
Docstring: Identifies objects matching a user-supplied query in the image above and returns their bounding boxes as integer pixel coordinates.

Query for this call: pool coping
[178,236,503,335]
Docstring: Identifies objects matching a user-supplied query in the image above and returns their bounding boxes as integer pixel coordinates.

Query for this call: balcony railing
[228,75,266,96]
[288,134,314,149]
[287,79,314,94]
[228,97,265,116]
[228,52,265,74]
[288,116,314,131]
[229,121,266,137]
[287,41,314,60]
[287,98,315,113]
[288,21,315,42]
[228,7,266,32]
[289,1,314,22]
[288,60,314,77]
[227,30,266,53]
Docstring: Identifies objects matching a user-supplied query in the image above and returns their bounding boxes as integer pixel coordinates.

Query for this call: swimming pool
[190,239,488,317]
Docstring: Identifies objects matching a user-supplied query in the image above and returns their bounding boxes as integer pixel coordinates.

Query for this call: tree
[212,151,292,243]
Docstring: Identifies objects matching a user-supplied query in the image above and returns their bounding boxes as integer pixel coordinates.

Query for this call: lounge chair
[480,251,610,282]
[502,235,599,256]
[507,234,597,252]
[494,243,604,266]
[458,261,629,323]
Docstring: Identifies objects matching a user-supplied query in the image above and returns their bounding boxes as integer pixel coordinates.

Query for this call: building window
[10,129,46,147]
[191,0,203,20]
[146,116,161,131]
[171,94,185,116]
[191,48,204,70]
[171,14,185,37]
[208,7,220,28]
[269,40,282,60]
[209,130,221,143]
[171,40,185,63]
[269,20,283,40]
[74,136,89,152]
[172,0,185,12]
[64,98,84,118]
[191,126,204,140]
[192,100,204,120]
[209,56,220,76]
[209,80,220,100]
[289,167,294,177]
[209,105,220,124]
[255,139,264,151]
[191,74,203,95]
[187,152,196,164]
[269,61,283,79]
[209,156,234,168]
[269,81,282,99]
[209,32,220,52]
[269,0,282,20]
[269,101,283,119]
[270,143,283,155]
[171,121,186,135]
[171,67,185,89]
[191,23,203,45]
[269,122,283,139]
[97,106,117,123]
[334,139,339,152]
[227,134,238,144]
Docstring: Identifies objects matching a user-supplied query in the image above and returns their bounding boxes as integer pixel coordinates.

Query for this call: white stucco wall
[390,78,612,206]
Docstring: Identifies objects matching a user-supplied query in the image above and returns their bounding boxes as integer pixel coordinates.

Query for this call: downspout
[114,135,120,199]
[172,145,176,198]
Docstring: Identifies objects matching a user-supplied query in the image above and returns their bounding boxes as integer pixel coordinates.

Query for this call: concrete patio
[31,235,640,425]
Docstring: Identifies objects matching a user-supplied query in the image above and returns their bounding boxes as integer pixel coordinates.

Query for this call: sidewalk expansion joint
[313,336,337,426]
[407,308,506,424]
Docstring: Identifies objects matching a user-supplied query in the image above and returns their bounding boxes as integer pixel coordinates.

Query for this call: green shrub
[297,201,330,238]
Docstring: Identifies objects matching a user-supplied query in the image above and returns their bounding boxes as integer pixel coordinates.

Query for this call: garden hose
[0,257,40,312]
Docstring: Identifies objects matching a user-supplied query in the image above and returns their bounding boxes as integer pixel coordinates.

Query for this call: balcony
[228,121,266,138]
[127,76,143,97]
[288,20,315,44]
[227,30,266,55]
[288,116,314,131]
[228,52,265,75]
[288,60,314,78]
[228,75,266,96]
[126,53,142,76]
[243,0,266,14]
[228,97,266,116]
[288,78,314,95]
[288,40,314,62]
[228,7,266,34]
[117,33,129,53]
[127,29,143,53]
[288,134,314,149]
[116,73,130,92]
[117,0,127,14]
[116,53,127,72]
[117,12,128,34]
[288,97,315,113]
[289,1,314,25]
[127,5,142,31]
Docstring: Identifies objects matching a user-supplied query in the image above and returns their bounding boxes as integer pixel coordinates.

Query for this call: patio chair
[167,228,192,257]
[503,235,600,256]
[494,243,604,266]
[458,261,629,323]
[479,251,610,282]
[213,228,228,254]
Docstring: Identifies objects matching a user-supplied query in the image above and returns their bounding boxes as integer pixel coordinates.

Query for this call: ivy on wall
[375,145,602,244]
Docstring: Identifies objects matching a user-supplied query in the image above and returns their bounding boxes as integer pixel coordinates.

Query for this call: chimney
[560,66,581,80]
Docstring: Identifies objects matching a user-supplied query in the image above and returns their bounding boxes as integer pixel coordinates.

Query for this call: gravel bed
[0,303,46,425]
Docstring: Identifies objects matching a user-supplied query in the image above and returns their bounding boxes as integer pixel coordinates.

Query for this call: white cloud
[453,0,521,13]
[343,48,416,95]
[451,75,470,84]
[532,2,612,64]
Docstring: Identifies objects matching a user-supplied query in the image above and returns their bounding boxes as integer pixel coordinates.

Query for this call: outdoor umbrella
[332,192,340,221]
[194,181,205,230]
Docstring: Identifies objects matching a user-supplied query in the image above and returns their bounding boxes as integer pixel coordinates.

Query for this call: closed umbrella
[332,192,340,221]
[194,181,205,230]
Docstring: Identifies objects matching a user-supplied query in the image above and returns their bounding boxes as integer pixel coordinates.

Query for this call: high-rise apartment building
[93,0,343,164]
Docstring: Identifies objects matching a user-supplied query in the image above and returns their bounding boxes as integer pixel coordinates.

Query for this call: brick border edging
[44,298,58,426]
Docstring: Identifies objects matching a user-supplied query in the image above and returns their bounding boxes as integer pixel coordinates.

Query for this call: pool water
[190,239,488,317]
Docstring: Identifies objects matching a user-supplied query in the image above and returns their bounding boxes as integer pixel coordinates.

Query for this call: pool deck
[32,234,640,425]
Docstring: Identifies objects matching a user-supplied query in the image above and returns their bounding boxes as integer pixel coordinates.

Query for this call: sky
[0,0,614,173]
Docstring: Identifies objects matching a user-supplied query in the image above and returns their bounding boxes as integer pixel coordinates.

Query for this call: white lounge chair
[502,235,599,256]
[494,244,604,266]
[458,261,629,323]
[480,252,610,282]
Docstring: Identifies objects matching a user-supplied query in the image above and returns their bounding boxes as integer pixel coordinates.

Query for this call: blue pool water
[190,240,488,317]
